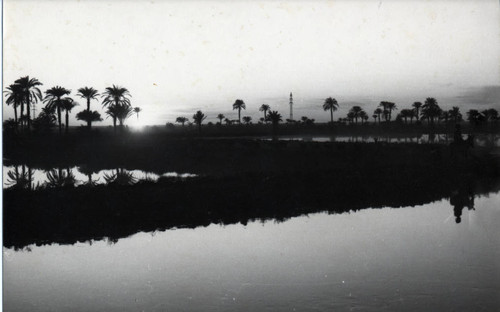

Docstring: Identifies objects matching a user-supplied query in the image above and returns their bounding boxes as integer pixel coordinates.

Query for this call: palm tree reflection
[5,165,33,190]
[77,165,100,187]
[45,168,77,188]
[103,168,137,186]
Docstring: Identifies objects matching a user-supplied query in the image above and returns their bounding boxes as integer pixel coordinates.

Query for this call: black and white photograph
[2,0,500,311]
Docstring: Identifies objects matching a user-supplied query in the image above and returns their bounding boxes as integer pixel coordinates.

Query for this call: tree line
[4,76,141,133]
[173,97,499,133]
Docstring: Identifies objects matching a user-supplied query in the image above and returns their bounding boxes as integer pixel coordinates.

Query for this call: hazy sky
[3,0,500,125]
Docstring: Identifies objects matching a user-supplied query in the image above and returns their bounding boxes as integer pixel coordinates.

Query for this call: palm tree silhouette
[175,116,188,126]
[259,104,270,121]
[466,109,485,127]
[76,110,103,128]
[349,106,363,124]
[106,104,133,128]
[193,110,206,133]
[77,87,100,129]
[44,86,71,134]
[217,114,225,125]
[373,108,383,124]
[267,110,282,134]
[232,99,246,124]
[482,108,499,122]
[449,107,462,124]
[323,97,339,123]
[242,116,252,125]
[61,98,77,134]
[412,102,422,121]
[102,85,132,130]
[359,111,368,124]
[134,107,142,121]
[379,101,397,121]
[4,84,24,126]
[421,97,441,125]
[14,76,43,130]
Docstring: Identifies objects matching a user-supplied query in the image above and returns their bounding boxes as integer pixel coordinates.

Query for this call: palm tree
[76,87,99,129]
[61,98,78,134]
[323,97,339,123]
[267,110,282,134]
[440,111,450,124]
[217,114,225,125]
[412,102,422,121]
[259,104,270,121]
[349,106,363,124]
[242,116,252,125]
[374,108,383,124]
[192,110,206,133]
[175,116,188,126]
[482,108,499,122]
[421,97,441,125]
[14,76,43,130]
[400,109,414,124]
[359,111,368,124]
[466,109,485,127]
[232,99,246,123]
[33,106,57,132]
[379,101,397,121]
[4,84,24,126]
[44,86,71,134]
[449,107,462,124]
[102,85,132,130]
[133,107,142,121]
[115,104,133,127]
[76,110,102,128]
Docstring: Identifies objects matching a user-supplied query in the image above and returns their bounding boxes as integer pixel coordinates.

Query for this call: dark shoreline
[4,134,500,249]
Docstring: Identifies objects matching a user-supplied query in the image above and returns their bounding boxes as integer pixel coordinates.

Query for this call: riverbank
[4,137,500,248]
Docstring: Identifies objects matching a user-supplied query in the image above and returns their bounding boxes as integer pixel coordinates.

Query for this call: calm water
[3,192,499,311]
[260,134,500,146]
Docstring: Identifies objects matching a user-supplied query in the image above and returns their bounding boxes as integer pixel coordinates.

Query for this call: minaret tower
[289,92,293,121]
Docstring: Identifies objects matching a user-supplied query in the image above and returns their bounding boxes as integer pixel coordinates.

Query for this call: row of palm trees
[326,97,498,126]
[175,97,498,131]
[4,76,141,133]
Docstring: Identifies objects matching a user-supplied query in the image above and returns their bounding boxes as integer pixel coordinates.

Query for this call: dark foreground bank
[4,139,499,249]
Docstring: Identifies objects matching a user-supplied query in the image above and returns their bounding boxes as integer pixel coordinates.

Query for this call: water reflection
[450,185,475,224]
[3,193,500,312]
[2,165,198,189]
[260,133,500,146]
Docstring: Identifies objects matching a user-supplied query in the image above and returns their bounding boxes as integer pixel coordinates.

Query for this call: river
[3,192,499,311]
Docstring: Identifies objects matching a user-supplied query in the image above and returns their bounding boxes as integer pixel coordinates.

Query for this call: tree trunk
[26,93,31,130]
[20,100,24,129]
[57,106,62,134]
[87,98,91,129]
[65,111,69,134]
[238,109,241,124]
[330,108,333,123]
[14,105,18,125]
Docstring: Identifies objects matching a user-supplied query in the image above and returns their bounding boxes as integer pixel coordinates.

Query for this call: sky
[3,0,500,126]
